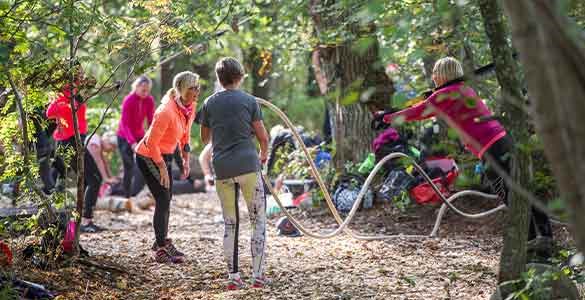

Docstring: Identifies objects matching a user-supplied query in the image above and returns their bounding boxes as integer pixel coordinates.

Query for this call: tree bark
[6,75,31,165]
[68,4,84,255]
[0,88,10,112]
[310,0,394,168]
[502,0,585,255]
[160,53,191,97]
[478,0,531,291]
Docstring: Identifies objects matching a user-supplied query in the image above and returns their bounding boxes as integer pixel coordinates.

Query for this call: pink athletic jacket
[116,92,155,145]
[385,81,506,158]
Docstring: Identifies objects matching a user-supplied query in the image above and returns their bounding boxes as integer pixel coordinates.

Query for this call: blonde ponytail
[161,88,177,104]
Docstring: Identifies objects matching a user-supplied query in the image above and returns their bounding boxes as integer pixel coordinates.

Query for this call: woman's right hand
[156,162,170,189]
[159,168,170,189]
[259,151,268,165]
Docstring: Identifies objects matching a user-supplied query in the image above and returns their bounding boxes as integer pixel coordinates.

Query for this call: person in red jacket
[46,66,104,233]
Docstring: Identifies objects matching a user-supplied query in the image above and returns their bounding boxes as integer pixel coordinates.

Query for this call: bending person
[135,71,198,264]
[86,132,119,186]
[117,76,154,198]
[382,57,553,257]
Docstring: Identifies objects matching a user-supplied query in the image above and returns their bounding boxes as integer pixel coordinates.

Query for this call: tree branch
[212,0,235,33]
[83,33,160,147]
[0,0,27,20]
[5,69,57,221]
[147,15,252,74]
[83,58,141,148]
[0,88,11,111]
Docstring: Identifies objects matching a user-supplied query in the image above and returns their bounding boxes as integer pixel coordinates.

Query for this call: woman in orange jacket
[135,71,199,264]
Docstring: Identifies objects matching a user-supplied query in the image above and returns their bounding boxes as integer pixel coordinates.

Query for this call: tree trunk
[502,0,585,255]
[6,75,31,164]
[310,0,393,168]
[68,5,84,255]
[160,54,191,97]
[160,48,210,99]
[306,52,321,98]
[478,0,531,291]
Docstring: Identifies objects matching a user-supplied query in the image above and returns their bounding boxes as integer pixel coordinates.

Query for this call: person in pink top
[116,76,155,198]
[383,57,552,257]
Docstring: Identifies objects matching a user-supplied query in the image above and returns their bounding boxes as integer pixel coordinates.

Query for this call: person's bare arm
[181,150,190,180]
[252,120,269,164]
[101,151,112,178]
[199,143,213,177]
[88,144,109,181]
[199,143,214,186]
[200,125,211,145]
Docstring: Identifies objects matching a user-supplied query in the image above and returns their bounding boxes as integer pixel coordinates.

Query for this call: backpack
[377,168,416,202]
[332,174,373,213]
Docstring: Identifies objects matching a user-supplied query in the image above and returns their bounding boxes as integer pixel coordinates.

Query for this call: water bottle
[474,163,483,175]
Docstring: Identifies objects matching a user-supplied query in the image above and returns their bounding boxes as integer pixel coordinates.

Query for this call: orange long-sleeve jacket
[136,98,195,163]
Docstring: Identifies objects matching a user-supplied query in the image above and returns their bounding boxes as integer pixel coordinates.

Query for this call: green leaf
[340,91,360,106]
[447,128,459,140]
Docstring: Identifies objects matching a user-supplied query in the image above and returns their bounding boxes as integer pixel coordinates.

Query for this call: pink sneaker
[251,276,271,289]
[226,277,246,290]
[153,248,183,264]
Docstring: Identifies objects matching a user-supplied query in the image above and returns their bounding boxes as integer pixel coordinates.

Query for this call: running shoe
[153,247,183,264]
[151,239,184,257]
[227,277,246,290]
[251,276,271,289]
[80,222,104,233]
[164,239,185,257]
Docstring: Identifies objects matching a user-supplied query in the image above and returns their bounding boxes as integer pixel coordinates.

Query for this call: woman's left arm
[179,115,195,179]
[384,100,435,123]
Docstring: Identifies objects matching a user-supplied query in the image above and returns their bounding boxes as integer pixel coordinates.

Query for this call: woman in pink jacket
[383,57,552,257]
[116,76,155,198]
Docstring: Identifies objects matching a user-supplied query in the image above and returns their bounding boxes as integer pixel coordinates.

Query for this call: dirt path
[25,191,508,300]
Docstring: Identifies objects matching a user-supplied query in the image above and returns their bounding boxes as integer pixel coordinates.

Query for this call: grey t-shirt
[200,89,262,180]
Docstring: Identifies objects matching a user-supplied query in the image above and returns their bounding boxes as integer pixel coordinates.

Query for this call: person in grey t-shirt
[200,57,270,290]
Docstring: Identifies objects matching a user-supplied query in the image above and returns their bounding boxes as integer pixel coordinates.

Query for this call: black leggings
[136,154,174,247]
[35,132,54,194]
[117,137,145,197]
[483,135,553,240]
[52,136,102,219]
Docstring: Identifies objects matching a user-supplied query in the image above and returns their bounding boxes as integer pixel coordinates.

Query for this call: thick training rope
[256,97,507,240]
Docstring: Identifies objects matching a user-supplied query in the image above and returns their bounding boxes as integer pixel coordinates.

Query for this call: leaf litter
[10,191,577,299]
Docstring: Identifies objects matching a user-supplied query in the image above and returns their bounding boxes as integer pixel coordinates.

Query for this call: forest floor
[9,190,578,300]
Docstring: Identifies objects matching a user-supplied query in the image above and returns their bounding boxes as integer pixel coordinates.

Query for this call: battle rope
[256,98,507,240]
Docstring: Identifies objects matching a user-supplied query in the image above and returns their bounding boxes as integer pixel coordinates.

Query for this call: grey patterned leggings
[216,172,267,278]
